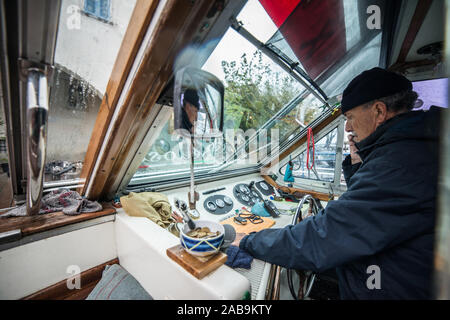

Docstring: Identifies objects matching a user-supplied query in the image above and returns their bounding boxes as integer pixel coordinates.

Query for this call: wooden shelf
[0,202,116,237]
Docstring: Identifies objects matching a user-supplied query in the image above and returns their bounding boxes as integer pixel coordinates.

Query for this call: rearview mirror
[173,67,224,138]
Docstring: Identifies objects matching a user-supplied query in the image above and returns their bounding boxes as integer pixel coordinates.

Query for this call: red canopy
[259,0,347,79]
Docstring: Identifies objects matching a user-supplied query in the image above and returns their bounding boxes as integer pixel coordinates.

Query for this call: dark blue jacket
[240,107,441,299]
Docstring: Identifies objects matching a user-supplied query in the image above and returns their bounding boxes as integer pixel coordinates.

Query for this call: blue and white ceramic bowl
[180,220,225,257]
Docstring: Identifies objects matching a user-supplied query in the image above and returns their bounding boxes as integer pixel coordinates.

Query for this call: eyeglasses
[233,212,263,225]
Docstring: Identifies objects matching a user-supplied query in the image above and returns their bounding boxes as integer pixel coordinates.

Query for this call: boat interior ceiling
[0,0,448,300]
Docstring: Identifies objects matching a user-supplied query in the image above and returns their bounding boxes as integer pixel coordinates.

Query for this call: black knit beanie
[183,89,200,109]
[341,67,412,113]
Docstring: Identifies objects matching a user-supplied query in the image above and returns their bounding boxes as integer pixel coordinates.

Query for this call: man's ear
[373,101,388,125]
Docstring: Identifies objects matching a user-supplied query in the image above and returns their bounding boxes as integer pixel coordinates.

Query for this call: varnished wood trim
[389,58,437,73]
[22,258,120,300]
[79,0,160,196]
[87,0,216,200]
[396,0,433,63]
[0,203,116,236]
[262,175,331,202]
[260,110,341,201]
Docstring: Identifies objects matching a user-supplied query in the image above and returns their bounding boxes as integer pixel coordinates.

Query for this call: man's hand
[231,233,247,247]
[348,134,362,165]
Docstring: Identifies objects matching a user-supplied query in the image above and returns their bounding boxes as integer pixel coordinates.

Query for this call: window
[127,0,383,187]
[45,0,136,183]
[129,29,312,184]
[84,0,111,22]
[0,139,6,153]
[412,78,448,111]
[0,107,12,209]
[280,127,339,182]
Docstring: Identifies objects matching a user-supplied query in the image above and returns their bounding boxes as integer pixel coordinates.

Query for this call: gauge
[252,191,259,198]
[207,201,217,211]
[260,182,269,191]
[240,185,250,194]
[241,194,250,202]
[216,199,225,208]
[223,196,233,206]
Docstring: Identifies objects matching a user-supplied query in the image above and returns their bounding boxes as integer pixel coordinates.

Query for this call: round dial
[215,199,225,208]
[239,185,250,194]
[206,202,216,211]
[223,196,233,206]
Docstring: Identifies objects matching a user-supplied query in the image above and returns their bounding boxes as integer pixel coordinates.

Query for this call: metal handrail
[25,69,49,215]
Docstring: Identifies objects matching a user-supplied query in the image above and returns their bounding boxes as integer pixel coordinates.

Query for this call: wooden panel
[22,258,120,300]
[79,0,160,195]
[0,203,116,236]
[86,0,216,200]
[220,216,276,235]
[262,175,332,202]
[396,0,433,63]
[389,58,437,74]
[166,244,227,280]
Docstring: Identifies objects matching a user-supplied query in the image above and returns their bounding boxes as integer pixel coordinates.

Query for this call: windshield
[129,0,385,185]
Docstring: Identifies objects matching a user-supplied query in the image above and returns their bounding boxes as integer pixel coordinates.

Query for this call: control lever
[174,198,196,230]
[180,209,196,231]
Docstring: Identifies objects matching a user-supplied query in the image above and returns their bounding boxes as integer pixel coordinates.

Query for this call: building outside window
[84,0,111,22]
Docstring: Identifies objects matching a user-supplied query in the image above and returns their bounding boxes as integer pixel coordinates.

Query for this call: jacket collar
[354,108,440,161]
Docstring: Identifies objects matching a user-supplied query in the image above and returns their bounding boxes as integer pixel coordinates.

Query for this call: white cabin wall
[0,221,117,300]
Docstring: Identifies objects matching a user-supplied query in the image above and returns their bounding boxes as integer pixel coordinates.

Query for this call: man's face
[344,103,380,142]
[185,102,198,126]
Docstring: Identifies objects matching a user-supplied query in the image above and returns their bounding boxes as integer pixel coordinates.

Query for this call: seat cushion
[86,264,153,300]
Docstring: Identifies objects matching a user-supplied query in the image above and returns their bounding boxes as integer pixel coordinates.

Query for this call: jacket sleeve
[342,154,361,186]
[239,160,436,272]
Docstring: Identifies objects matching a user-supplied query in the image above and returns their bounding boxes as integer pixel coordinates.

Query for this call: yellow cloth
[120,192,179,237]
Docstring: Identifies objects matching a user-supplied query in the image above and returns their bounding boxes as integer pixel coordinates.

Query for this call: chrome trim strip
[25,68,49,215]
[0,229,21,245]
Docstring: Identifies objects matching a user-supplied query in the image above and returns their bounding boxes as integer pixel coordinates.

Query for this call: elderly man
[239,68,441,299]
[181,88,200,133]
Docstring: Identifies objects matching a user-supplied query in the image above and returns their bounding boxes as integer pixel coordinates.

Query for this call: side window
[341,132,350,185]
[84,0,111,22]
[44,0,135,183]
[0,106,12,209]
[280,127,338,182]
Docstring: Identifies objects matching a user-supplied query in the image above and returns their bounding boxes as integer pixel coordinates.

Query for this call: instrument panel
[232,182,264,206]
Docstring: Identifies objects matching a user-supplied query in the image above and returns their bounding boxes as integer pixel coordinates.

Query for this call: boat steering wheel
[287,194,321,300]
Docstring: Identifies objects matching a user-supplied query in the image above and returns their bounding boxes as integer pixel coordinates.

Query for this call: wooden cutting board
[220,216,276,234]
[166,244,228,280]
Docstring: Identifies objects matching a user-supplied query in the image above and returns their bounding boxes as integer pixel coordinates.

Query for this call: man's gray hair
[364,90,419,112]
